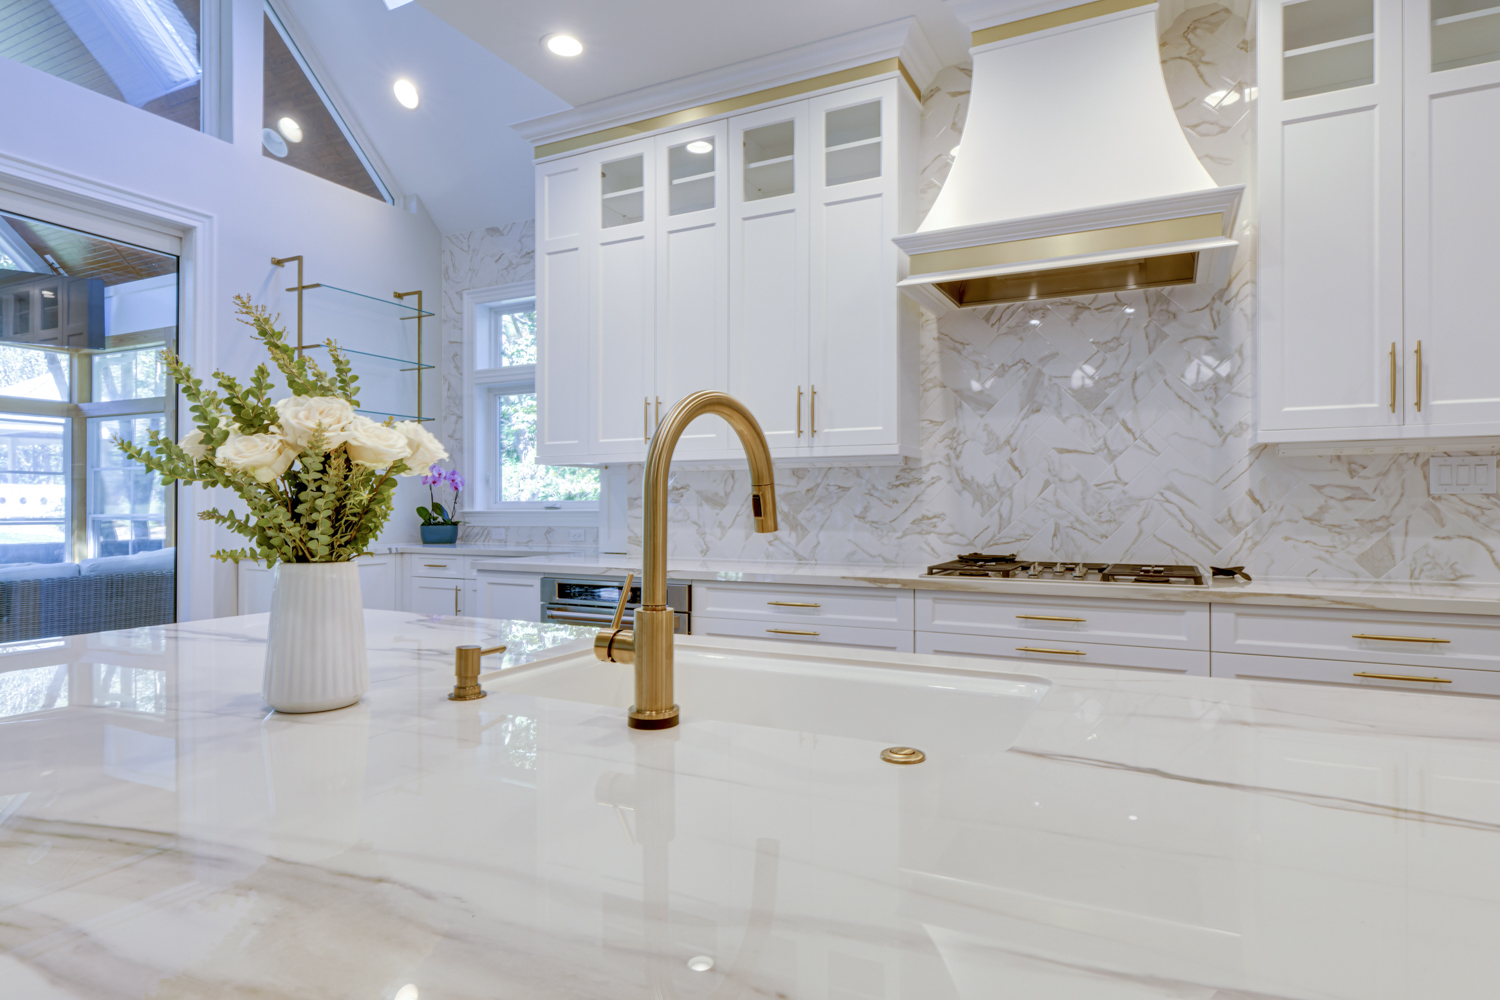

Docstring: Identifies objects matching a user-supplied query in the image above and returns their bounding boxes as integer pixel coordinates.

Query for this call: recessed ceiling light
[685,140,713,154]
[545,34,583,57]
[277,117,303,142]
[394,78,419,109]
[261,127,288,158]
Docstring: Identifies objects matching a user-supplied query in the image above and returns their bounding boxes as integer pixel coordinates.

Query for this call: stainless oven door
[540,576,691,634]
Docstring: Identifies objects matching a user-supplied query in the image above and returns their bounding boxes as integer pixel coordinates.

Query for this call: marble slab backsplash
[446,0,1500,583]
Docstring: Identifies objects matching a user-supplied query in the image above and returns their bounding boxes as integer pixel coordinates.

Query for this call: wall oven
[540,576,691,634]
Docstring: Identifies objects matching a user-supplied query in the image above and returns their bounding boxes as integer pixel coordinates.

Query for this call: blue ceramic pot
[420,524,459,545]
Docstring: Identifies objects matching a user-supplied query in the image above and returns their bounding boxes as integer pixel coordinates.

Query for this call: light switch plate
[1429,456,1498,495]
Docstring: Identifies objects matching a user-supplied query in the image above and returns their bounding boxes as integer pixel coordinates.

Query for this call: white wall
[0,0,442,620]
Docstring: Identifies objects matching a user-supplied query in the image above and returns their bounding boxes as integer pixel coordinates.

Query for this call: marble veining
[611,1,1500,584]
[4,612,1500,997]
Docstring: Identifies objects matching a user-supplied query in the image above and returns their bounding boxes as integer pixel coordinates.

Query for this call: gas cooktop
[926,554,1206,586]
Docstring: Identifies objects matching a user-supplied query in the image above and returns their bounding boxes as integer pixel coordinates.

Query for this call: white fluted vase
[263,561,369,713]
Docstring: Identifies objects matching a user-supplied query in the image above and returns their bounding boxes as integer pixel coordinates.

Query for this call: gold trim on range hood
[928,253,1200,309]
[907,213,1225,276]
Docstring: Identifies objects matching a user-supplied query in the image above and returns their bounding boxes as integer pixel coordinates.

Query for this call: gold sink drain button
[881,746,926,765]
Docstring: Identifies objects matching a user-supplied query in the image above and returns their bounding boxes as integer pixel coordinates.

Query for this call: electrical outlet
[568,528,586,542]
[1429,456,1497,495]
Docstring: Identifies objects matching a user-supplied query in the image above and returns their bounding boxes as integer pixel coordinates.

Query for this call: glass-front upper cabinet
[666,135,716,215]
[742,120,796,201]
[1430,0,1500,71]
[1282,0,1375,99]
[823,99,882,186]
[601,153,646,228]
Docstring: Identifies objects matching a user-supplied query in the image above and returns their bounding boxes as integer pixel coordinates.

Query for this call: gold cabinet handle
[644,397,650,442]
[767,628,820,636]
[1351,633,1450,643]
[423,563,448,568]
[1353,671,1452,684]
[1016,614,1086,623]
[810,384,816,438]
[768,601,820,607]
[1389,343,1396,413]
[655,396,662,428]
[454,585,460,616]
[1016,646,1085,655]
[1415,340,1423,412]
[796,385,803,438]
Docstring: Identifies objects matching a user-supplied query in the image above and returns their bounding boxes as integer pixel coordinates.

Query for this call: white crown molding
[512,17,936,147]
[893,186,1244,255]
[947,0,1133,32]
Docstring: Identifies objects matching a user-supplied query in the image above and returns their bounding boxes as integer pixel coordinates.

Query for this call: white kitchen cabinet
[728,101,811,453]
[656,121,730,456]
[1210,604,1500,673]
[694,615,915,653]
[470,571,543,623]
[693,579,914,629]
[535,151,591,460]
[410,577,465,617]
[916,629,1210,676]
[533,69,918,466]
[1401,1,1500,434]
[1258,0,1500,444]
[917,591,1208,651]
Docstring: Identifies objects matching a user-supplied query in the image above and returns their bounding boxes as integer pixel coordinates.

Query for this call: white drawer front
[1211,605,1500,670]
[411,554,464,578]
[692,615,914,653]
[916,591,1208,650]
[1212,650,1500,697]
[692,581,914,629]
[916,630,1208,675]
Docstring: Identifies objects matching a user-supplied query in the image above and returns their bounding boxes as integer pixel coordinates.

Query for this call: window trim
[462,281,601,527]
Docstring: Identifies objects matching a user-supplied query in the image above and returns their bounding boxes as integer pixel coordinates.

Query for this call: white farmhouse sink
[486,636,1051,757]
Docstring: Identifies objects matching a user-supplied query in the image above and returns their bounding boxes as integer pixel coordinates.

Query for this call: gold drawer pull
[1016,646,1085,655]
[1354,671,1452,684]
[767,628,820,636]
[767,601,820,608]
[1016,614,1086,623]
[424,563,449,568]
[1351,634,1450,644]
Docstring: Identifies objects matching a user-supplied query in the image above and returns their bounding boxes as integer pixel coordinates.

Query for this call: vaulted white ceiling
[415,0,970,109]
[278,0,567,234]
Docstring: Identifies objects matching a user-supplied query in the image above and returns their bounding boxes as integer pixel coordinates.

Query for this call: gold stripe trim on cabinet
[971,0,1155,47]
[1351,633,1451,643]
[534,58,920,159]
[1353,672,1452,683]
[908,214,1225,276]
[1016,646,1086,655]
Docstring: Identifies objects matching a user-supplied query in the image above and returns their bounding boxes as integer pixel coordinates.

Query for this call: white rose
[274,395,355,450]
[180,429,208,461]
[216,431,295,483]
[342,416,412,469]
[391,421,447,476]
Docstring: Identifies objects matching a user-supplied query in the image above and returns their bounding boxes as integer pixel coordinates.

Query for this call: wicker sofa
[0,548,175,642]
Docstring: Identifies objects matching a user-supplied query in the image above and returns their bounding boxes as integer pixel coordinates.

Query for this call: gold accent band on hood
[535,58,919,159]
[971,0,1155,47]
[907,213,1225,276]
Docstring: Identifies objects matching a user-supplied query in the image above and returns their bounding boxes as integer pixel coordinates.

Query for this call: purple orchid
[418,465,464,526]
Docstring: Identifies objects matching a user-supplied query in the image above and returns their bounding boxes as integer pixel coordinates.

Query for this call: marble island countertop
[4,610,1500,998]
[388,545,1500,615]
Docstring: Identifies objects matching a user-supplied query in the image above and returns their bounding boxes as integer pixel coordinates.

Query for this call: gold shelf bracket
[270,255,307,356]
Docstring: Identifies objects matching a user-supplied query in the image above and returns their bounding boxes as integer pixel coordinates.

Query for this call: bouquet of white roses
[118,295,447,566]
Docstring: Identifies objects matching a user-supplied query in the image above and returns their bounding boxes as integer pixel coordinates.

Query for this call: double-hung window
[468,284,598,523]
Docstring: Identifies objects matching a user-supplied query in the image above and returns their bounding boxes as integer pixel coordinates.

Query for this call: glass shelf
[1432,0,1500,71]
[1282,0,1375,99]
[303,343,433,369]
[302,283,434,318]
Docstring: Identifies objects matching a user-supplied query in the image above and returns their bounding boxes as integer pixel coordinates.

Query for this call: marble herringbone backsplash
[443,0,1500,582]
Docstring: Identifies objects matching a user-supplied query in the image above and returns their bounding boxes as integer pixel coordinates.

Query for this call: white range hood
[895,0,1243,314]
